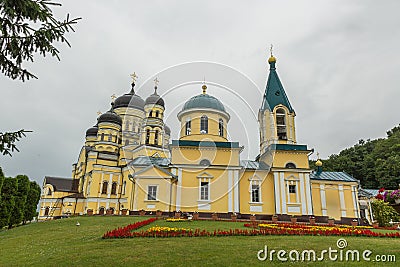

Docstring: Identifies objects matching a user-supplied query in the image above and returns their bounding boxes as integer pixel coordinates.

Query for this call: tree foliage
[0,0,80,81]
[0,169,41,229]
[0,129,30,156]
[24,181,41,224]
[0,177,17,228]
[310,124,400,189]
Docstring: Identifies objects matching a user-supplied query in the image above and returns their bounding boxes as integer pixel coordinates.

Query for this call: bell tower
[259,50,297,155]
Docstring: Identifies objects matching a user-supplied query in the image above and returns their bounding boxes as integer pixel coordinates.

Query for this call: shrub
[371,200,400,226]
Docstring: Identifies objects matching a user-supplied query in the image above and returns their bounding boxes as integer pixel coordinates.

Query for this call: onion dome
[164,125,171,135]
[145,86,165,107]
[182,85,225,112]
[85,125,98,137]
[114,83,145,110]
[315,159,323,167]
[98,103,122,126]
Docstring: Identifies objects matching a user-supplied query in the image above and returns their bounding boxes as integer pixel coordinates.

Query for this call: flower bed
[253,223,399,238]
[102,217,157,238]
[103,218,400,239]
[165,218,189,222]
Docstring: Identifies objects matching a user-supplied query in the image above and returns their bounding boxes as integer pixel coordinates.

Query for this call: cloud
[1,0,399,184]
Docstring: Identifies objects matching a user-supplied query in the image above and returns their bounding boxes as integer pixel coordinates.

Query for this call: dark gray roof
[129,156,170,166]
[44,177,79,192]
[240,160,270,170]
[310,172,358,182]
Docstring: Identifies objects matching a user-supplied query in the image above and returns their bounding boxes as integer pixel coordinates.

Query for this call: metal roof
[240,160,270,170]
[44,177,79,192]
[310,171,358,182]
[360,189,379,197]
[182,93,226,112]
[129,156,170,166]
[261,59,294,112]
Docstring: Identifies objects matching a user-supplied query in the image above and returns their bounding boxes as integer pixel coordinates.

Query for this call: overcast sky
[1,0,399,185]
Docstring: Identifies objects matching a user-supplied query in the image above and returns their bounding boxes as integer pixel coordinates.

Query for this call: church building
[39,53,360,223]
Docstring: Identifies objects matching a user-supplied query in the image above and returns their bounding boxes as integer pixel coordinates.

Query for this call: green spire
[261,56,294,112]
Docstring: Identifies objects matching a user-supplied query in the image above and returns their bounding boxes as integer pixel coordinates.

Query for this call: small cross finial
[130,72,138,84]
[317,152,320,159]
[97,111,102,115]
[111,94,116,102]
[154,77,159,87]
[270,44,273,57]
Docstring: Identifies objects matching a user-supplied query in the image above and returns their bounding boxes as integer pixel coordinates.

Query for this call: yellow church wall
[178,110,229,141]
[310,180,359,219]
[171,146,240,166]
[272,151,309,169]
[133,178,175,212]
[239,170,275,214]
[177,168,231,212]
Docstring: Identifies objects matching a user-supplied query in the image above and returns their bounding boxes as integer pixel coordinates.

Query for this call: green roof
[172,140,239,148]
[182,94,226,112]
[267,144,308,151]
[261,59,294,112]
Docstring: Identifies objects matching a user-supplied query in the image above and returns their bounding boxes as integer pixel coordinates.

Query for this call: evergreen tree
[0,177,17,228]
[0,0,80,81]
[9,175,30,227]
[24,181,41,224]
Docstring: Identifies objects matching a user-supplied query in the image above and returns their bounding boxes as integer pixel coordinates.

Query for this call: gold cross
[317,152,320,159]
[97,111,102,115]
[111,94,116,101]
[130,72,138,83]
[270,44,273,56]
[154,77,159,87]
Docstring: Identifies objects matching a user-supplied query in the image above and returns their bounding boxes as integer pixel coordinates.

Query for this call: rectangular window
[289,184,296,194]
[200,116,208,134]
[200,181,209,200]
[251,184,260,202]
[147,185,157,200]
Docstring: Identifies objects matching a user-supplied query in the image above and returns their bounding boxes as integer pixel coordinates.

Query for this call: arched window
[102,181,108,194]
[108,134,112,142]
[185,119,191,135]
[145,129,150,145]
[219,119,224,137]
[125,140,129,146]
[101,133,104,141]
[155,111,159,118]
[125,121,129,131]
[111,182,117,195]
[154,130,159,145]
[149,111,153,117]
[200,115,208,134]
[276,108,287,140]
[285,162,296,169]
[47,188,52,195]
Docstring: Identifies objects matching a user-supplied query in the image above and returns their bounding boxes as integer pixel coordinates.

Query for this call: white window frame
[249,176,262,203]
[147,185,158,201]
[200,180,209,201]
[197,172,213,202]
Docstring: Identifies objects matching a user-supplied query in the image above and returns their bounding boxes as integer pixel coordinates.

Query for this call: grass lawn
[0,216,399,266]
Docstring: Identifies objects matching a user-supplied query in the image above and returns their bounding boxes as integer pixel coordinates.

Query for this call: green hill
[0,216,400,266]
